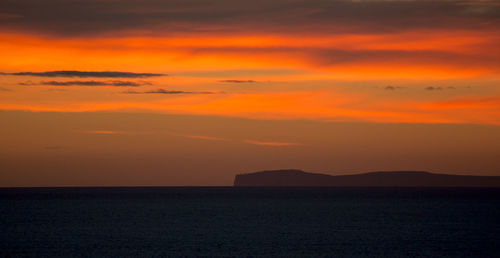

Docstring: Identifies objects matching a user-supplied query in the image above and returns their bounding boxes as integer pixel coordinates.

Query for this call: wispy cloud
[0,87,12,92]
[123,89,217,94]
[243,140,303,146]
[425,86,457,91]
[5,71,165,78]
[121,90,142,94]
[145,89,215,94]
[38,80,151,87]
[219,80,257,83]
[81,130,122,135]
[385,86,405,90]
[176,134,299,146]
[17,81,36,86]
[2,89,499,125]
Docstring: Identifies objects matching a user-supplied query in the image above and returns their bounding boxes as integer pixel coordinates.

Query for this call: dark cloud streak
[187,47,500,68]
[5,71,165,78]
[40,80,150,87]
[123,89,216,94]
[0,0,498,36]
[219,80,256,83]
[385,86,405,90]
[425,86,457,90]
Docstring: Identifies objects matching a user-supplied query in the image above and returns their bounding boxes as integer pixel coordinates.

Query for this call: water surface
[1,187,499,257]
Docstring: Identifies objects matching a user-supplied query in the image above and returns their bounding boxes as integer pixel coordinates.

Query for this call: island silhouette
[234,170,500,187]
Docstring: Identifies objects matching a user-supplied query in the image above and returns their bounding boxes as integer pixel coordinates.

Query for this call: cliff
[234,169,500,187]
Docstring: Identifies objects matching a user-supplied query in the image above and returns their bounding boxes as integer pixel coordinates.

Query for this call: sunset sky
[1,0,499,186]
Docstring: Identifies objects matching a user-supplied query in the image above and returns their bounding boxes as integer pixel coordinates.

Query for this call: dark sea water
[1,187,500,257]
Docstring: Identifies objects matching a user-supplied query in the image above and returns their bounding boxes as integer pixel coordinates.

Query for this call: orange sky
[0,29,499,124]
[0,0,499,185]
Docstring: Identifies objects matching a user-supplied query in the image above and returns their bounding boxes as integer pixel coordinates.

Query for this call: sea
[1,187,499,257]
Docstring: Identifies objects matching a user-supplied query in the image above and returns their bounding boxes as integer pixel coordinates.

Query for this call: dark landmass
[234,170,500,187]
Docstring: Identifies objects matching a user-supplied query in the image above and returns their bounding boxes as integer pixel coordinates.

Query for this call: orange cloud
[1,28,499,125]
[1,30,498,80]
[2,90,499,125]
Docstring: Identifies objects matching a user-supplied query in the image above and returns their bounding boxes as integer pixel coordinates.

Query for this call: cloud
[0,87,12,91]
[243,140,303,146]
[2,28,499,81]
[425,86,458,90]
[145,89,214,94]
[385,86,405,90]
[0,0,498,37]
[176,134,300,145]
[2,90,499,125]
[81,130,121,135]
[121,90,142,94]
[219,80,257,83]
[178,133,300,145]
[123,89,217,94]
[179,46,500,74]
[38,80,151,87]
[425,86,442,90]
[5,71,165,78]
[17,81,36,86]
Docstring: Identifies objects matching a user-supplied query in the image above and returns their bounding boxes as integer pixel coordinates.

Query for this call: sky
[0,0,499,186]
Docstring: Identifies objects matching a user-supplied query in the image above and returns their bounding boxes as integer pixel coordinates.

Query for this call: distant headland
[234,170,500,187]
